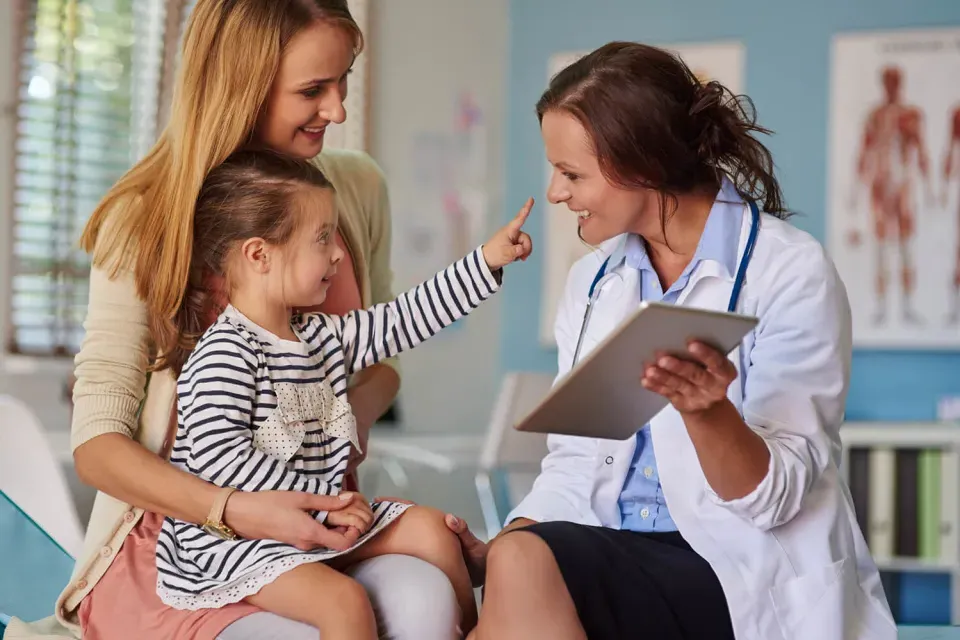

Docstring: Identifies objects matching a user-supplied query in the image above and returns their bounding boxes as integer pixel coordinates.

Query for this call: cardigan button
[76,579,88,590]
[100,546,113,558]
[123,511,137,523]
[605,456,614,465]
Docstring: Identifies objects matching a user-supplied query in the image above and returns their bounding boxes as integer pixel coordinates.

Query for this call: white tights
[216,554,461,640]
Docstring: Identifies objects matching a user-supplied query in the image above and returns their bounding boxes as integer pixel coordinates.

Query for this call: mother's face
[255,20,356,160]
[541,110,653,246]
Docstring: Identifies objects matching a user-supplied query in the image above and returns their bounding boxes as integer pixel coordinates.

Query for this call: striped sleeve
[177,327,333,498]
[323,246,500,374]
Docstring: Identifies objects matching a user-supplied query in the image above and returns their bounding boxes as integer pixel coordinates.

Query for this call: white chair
[475,372,554,537]
[0,394,84,559]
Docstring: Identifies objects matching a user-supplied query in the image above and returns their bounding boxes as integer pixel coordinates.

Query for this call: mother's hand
[641,340,737,415]
[224,490,360,552]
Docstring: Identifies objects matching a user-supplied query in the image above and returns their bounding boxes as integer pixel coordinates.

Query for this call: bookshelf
[839,422,960,624]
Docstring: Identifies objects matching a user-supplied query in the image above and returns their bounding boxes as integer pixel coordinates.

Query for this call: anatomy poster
[539,41,746,345]
[827,27,960,348]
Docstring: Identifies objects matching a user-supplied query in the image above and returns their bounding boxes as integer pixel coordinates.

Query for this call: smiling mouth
[301,125,327,135]
[574,210,592,220]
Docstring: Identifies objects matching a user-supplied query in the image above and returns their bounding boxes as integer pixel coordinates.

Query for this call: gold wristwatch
[201,486,238,540]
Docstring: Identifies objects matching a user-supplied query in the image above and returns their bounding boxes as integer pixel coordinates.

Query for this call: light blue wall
[501,0,960,624]
[501,0,960,421]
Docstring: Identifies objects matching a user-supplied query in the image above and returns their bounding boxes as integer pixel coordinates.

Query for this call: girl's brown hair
[79,0,361,370]
[160,149,335,374]
[537,41,789,233]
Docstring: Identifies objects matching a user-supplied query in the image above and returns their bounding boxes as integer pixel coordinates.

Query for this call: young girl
[154,149,532,638]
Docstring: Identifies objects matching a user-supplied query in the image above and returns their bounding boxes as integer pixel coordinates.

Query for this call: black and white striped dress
[156,248,500,610]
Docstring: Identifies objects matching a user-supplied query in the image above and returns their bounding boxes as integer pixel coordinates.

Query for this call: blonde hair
[79,0,362,363]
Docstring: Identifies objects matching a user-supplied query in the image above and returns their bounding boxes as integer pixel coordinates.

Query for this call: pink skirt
[78,511,259,640]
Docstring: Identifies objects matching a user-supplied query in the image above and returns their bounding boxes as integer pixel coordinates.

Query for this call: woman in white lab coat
[445,41,897,640]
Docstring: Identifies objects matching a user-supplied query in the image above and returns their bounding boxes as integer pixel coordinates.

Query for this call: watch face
[202,524,230,540]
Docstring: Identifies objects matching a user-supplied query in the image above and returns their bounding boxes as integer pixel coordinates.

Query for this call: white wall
[370,0,508,436]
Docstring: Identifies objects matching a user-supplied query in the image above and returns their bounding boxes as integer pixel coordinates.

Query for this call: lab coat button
[605,456,614,465]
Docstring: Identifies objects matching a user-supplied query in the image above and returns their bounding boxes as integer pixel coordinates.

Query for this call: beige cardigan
[5,149,398,639]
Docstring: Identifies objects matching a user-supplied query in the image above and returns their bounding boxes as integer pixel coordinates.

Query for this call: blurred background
[2,0,960,630]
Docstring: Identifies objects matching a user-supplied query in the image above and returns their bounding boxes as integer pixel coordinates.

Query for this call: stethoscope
[571,200,761,366]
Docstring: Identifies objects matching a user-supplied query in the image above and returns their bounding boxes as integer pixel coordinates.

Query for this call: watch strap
[207,486,238,529]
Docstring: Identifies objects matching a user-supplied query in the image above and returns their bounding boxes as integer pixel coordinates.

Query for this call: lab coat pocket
[768,558,852,639]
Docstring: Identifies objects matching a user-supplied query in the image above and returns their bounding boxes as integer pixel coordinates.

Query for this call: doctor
[446,41,896,640]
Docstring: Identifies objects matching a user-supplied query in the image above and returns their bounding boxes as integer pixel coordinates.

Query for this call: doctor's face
[542,110,654,246]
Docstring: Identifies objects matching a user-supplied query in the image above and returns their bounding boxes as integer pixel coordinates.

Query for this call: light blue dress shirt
[617,185,744,532]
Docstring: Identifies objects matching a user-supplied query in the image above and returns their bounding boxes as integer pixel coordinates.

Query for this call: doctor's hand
[445,515,489,586]
[444,513,537,586]
[641,340,737,415]
[482,197,534,269]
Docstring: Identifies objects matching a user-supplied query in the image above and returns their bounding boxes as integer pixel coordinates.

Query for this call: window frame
[2,0,171,363]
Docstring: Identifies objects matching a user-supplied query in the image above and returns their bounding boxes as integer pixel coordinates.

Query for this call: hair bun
[689,80,732,163]
[690,80,725,115]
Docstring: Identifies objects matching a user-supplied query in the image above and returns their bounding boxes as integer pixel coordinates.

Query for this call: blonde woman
[4,1,462,639]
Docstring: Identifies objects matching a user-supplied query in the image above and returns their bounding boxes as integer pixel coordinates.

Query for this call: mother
[6,1,460,639]
[446,42,897,640]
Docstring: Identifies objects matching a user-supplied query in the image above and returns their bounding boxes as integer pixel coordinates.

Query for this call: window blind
[9,0,167,356]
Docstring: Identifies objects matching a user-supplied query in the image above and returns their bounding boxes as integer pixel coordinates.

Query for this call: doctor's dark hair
[537,41,788,223]
[155,149,336,375]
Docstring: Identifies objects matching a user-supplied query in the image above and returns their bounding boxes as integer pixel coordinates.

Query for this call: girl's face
[541,110,656,246]
[273,188,344,308]
[255,20,356,159]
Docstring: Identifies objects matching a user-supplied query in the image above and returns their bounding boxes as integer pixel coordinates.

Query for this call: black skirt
[517,521,735,640]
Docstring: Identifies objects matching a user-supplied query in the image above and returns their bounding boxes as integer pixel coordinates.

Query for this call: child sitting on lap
[154,149,533,639]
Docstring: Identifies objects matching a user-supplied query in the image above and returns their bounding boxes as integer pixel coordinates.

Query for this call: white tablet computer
[513,301,758,441]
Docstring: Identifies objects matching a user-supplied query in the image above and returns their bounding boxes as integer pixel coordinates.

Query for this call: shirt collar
[611,176,745,278]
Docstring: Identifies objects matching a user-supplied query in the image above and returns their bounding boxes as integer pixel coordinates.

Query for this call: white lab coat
[507,209,896,640]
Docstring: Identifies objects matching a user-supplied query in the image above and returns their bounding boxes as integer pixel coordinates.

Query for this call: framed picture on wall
[538,40,746,346]
[826,27,960,348]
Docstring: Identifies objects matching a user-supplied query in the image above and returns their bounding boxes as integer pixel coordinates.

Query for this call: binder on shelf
[918,448,941,560]
[940,449,959,566]
[894,448,919,557]
[868,447,896,559]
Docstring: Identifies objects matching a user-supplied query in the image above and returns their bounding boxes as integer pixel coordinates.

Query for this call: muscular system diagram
[850,66,932,326]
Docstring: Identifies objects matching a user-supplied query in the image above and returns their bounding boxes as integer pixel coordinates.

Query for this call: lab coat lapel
[578,266,641,361]
[580,264,642,528]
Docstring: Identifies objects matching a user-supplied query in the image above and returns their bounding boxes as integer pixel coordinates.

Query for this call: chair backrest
[479,372,555,472]
[0,394,84,558]
[475,372,556,536]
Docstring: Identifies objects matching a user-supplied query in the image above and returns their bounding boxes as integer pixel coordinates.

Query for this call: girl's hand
[641,341,737,415]
[482,198,534,269]
[325,493,375,535]
[224,490,364,552]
